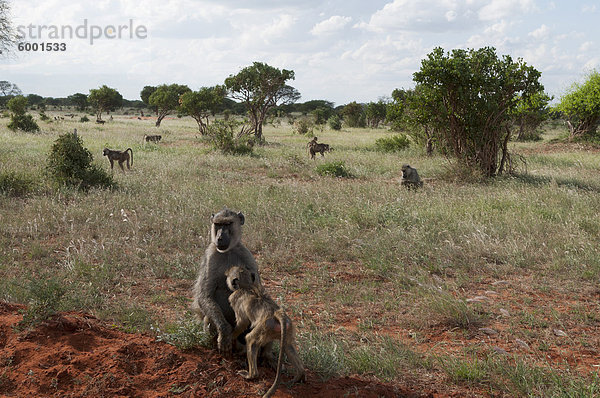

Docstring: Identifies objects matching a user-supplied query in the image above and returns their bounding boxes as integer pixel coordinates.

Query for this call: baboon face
[225,266,254,291]
[401,164,411,176]
[210,209,244,253]
[102,148,109,156]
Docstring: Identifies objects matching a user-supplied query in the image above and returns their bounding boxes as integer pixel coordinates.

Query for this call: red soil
[0,303,425,398]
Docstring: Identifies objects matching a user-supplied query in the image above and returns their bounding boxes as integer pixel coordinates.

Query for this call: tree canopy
[0,0,17,56]
[68,93,88,111]
[412,46,544,176]
[225,61,300,140]
[88,85,123,120]
[179,85,226,134]
[148,84,190,127]
[554,70,600,140]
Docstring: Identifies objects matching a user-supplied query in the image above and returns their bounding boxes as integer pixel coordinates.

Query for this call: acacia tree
[0,80,21,96]
[341,101,365,128]
[413,47,543,176]
[140,85,157,114]
[225,62,300,141]
[68,93,88,111]
[179,85,226,134]
[88,85,123,120]
[0,0,17,56]
[555,70,600,140]
[148,84,190,127]
[365,100,387,128]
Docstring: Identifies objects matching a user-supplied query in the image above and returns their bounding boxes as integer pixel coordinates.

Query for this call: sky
[0,0,598,105]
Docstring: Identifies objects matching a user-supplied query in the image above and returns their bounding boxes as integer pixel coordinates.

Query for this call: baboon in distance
[226,266,305,398]
[96,119,105,124]
[144,134,162,143]
[191,209,262,355]
[401,164,423,188]
[102,148,133,172]
[309,142,332,159]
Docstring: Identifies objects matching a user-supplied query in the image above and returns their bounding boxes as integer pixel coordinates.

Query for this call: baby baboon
[102,148,133,172]
[401,164,423,188]
[144,134,162,143]
[226,266,305,398]
[309,142,332,159]
[191,209,262,355]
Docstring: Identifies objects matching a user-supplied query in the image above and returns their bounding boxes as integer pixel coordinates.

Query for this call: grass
[1,114,600,396]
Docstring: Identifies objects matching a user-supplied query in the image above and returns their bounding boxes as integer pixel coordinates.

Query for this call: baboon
[306,136,318,149]
[401,164,423,188]
[191,209,262,355]
[109,115,113,121]
[226,266,305,398]
[96,119,105,124]
[309,143,332,159]
[137,116,142,120]
[144,134,162,143]
[102,148,133,171]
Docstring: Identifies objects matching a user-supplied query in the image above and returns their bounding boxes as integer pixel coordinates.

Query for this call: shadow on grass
[511,173,600,193]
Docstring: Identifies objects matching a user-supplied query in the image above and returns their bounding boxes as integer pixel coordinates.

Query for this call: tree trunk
[498,127,511,175]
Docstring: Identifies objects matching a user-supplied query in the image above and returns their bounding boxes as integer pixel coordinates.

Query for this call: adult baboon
[144,134,162,143]
[102,148,133,171]
[191,209,262,355]
[309,143,332,159]
[226,266,305,398]
[401,164,423,188]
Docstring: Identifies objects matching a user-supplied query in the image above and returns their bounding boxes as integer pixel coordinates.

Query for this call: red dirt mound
[0,303,425,397]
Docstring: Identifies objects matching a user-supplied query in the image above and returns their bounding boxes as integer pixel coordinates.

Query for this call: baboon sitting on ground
[191,209,263,355]
[226,266,305,398]
[102,148,133,172]
[401,164,423,188]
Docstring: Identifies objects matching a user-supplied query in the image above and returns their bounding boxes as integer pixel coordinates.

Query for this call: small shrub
[46,132,114,190]
[80,115,90,123]
[7,96,40,132]
[375,134,410,152]
[424,290,483,329]
[328,114,342,130]
[206,119,254,155]
[316,161,354,178]
[0,171,37,197]
[38,112,50,122]
[17,277,66,330]
[294,119,314,136]
[154,315,211,350]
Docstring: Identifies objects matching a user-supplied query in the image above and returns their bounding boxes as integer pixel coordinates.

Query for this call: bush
[38,111,50,122]
[294,119,314,136]
[316,161,354,178]
[0,171,37,197]
[46,132,114,190]
[206,119,254,155]
[7,96,39,132]
[80,115,90,123]
[17,276,66,330]
[374,134,410,152]
[328,114,342,130]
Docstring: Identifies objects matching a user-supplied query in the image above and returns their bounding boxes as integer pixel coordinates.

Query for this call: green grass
[1,114,600,395]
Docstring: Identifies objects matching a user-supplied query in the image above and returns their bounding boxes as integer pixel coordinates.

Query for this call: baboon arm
[232,319,250,342]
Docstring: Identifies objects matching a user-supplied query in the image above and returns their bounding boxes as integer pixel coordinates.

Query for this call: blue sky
[1,0,598,105]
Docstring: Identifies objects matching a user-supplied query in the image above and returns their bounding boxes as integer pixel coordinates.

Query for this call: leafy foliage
[412,46,544,176]
[7,96,39,132]
[511,91,552,141]
[148,84,190,127]
[205,119,254,155]
[68,93,88,111]
[46,132,114,190]
[341,101,366,128]
[374,134,410,152]
[225,61,300,140]
[178,86,225,134]
[88,85,123,120]
[555,70,600,140]
[328,114,342,130]
[365,100,387,128]
[316,161,354,178]
[293,119,315,136]
[0,170,37,197]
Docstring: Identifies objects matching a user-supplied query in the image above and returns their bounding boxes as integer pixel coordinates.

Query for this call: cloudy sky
[1,0,598,105]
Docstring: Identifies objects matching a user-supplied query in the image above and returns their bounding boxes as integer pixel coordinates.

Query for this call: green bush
[80,115,90,123]
[316,161,354,178]
[46,133,114,190]
[294,119,314,136]
[374,134,410,152]
[0,171,37,197]
[7,96,40,132]
[328,114,342,130]
[38,111,50,122]
[206,119,254,155]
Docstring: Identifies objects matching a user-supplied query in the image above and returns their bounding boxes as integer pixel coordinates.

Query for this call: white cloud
[310,15,352,35]
[529,24,550,40]
[478,0,537,21]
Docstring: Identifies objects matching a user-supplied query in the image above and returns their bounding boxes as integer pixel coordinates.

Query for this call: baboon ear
[237,212,245,225]
[210,213,215,223]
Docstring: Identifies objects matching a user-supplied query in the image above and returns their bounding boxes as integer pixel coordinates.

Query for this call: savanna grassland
[1,112,600,397]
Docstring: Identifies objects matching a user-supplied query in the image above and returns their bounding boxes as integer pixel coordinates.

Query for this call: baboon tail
[126,148,133,166]
[262,310,286,398]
